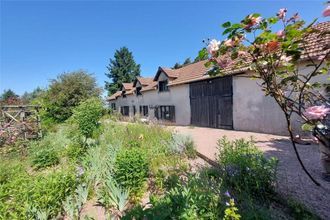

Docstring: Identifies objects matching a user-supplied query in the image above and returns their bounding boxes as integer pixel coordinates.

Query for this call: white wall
[233,75,288,135]
[113,74,191,125]
[233,65,329,135]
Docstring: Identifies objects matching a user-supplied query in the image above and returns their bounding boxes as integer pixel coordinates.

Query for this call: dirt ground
[173,126,330,220]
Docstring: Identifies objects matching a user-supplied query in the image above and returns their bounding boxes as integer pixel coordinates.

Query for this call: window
[155,105,175,122]
[136,87,142,96]
[111,103,116,110]
[122,91,127,98]
[139,105,148,116]
[120,106,129,116]
[158,80,169,92]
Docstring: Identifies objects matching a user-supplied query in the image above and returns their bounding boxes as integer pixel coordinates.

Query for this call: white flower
[207,39,220,55]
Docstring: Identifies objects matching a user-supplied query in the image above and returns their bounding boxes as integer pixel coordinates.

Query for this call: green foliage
[63,184,89,219]
[71,98,104,138]
[170,134,197,158]
[31,148,59,169]
[98,176,129,214]
[21,87,44,104]
[0,168,77,219]
[0,89,18,102]
[40,70,101,123]
[105,47,141,95]
[114,147,149,198]
[124,174,223,220]
[82,143,117,188]
[217,137,278,199]
[224,199,241,220]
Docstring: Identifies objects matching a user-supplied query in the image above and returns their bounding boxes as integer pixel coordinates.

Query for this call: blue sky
[0,0,328,96]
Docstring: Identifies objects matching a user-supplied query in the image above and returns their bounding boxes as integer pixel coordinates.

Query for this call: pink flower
[277,8,287,19]
[238,50,248,57]
[244,15,262,29]
[217,56,233,69]
[304,105,330,120]
[318,55,326,61]
[276,30,285,38]
[224,39,235,47]
[323,5,330,17]
[207,39,221,55]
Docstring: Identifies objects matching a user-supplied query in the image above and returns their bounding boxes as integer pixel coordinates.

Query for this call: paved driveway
[174,126,330,219]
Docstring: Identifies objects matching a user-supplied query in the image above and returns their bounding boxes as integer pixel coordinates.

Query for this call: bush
[216,137,278,199]
[0,169,77,219]
[124,174,223,220]
[32,148,59,169]
[40,70,101,123]
[114,147,149,198]
[71,98,104,138]
[170,134,197,158]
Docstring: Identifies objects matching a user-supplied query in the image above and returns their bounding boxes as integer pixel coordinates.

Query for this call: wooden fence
[0,105,42,140]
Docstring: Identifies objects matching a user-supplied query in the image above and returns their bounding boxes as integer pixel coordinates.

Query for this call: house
[108,21,330,135]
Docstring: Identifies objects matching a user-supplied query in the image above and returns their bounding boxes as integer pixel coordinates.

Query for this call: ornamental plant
[71,97,104,138]
[201,7,329,185]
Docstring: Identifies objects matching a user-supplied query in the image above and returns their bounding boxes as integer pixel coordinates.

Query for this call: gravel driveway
[174,126,330,219]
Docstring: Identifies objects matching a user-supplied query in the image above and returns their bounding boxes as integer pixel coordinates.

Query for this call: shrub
[71,98,104,138]
[170,134,197,158]
[66,143,86,161]
[114,147,149,198]
[0,169,77,219]
[40,70,101,123]
[31,148,59,169]
[216,137,278,199]
[124,174,223,220]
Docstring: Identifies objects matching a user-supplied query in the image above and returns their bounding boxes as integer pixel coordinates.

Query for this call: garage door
[190,76,233,129]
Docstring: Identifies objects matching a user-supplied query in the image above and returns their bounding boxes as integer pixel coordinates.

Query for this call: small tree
[105,47,141,95]
[202,8,329,185]
[41,70,101,123]
[71,98,104,138]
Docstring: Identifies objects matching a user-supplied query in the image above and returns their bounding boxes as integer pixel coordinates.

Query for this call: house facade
[108,22,330,135]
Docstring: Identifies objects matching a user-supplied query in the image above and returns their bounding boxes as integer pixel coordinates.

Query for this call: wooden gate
[0,105,42,141]
[190,76,233,129]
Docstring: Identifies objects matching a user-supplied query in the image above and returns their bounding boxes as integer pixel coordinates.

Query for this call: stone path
[173,126,330,219]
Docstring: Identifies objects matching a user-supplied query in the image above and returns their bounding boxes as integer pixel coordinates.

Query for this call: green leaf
[301,123,314,132]
[198,48,208,61]
[222,21,231,28]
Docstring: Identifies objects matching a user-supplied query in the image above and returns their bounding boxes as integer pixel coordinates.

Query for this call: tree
[1,89,18,101]
[183,58,192,65]
[202,9,330,185]
[173,63,182,69]
[0,89,20,105]
[21,87,44,104]
[105,47,141,95]
[41,70,101,123]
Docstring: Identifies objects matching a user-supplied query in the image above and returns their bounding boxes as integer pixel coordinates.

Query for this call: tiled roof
[122,83,133,90]
[161,67,180,78]
[169,21,329,86]
[107,21,329,99]
[301,21,330,59]
[107,91,122,101]
[141,81,158,92]
[137,77,154,86]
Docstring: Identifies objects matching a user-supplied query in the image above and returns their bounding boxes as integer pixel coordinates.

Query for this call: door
[190,76,233,129]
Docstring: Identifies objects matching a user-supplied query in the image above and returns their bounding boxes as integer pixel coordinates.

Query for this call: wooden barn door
[190,76,233,129]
